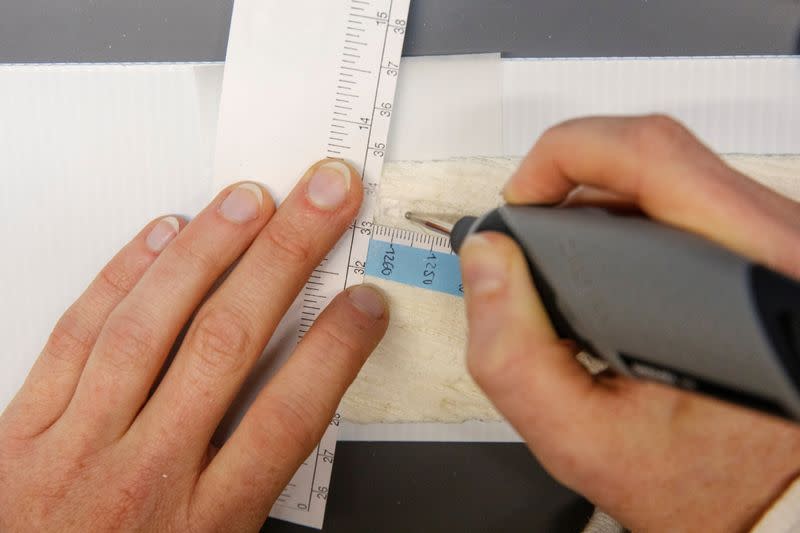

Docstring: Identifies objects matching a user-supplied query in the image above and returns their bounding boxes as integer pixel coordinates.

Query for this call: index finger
[190,285,388,529]
[129,159,363,460]
[504,115,800,278]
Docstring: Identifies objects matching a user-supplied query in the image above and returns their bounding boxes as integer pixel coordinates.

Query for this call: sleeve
[751,476,800,532]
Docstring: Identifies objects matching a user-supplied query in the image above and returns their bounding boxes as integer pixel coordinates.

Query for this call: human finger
[561,185,640,212]
[459,231,606,466]
[3,216,182,438]
[191,285,387,529]
[59,183,274,443]
[504,115,800,277]
[131,160,363,463]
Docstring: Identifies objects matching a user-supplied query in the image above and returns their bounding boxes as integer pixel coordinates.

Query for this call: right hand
[459,115,800,532]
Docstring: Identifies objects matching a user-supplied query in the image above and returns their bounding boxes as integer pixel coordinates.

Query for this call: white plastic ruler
[213,0,410,528]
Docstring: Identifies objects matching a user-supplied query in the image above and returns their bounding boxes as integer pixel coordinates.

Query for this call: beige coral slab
[340,156,800,424]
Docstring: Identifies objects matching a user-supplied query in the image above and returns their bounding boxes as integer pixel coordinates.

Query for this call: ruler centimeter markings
[366,225,465,297]
[214,0,410,526]
[282,223,464,517]
[272,0,411,528]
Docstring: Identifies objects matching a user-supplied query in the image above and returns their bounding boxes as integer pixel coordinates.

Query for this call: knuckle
[535,123,566,152]
[539,117,585,145]
[541,118,571,138]
[169,237,219,276]
[45,310,95,362]
[101,312,155,372]
[187,306,253,378]
[311,323,364,369]
[261,219,313,266]
[626,114,689,155]
[467,339,529,391]
[98,261,140,298]
[251,394,320,458]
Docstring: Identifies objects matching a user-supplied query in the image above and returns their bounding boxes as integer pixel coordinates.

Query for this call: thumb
[460,232,596,449]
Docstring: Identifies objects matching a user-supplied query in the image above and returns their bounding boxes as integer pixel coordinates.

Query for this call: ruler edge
[266,0,413,528]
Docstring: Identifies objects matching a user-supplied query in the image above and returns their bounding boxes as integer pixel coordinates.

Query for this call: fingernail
[146,216,180,253]
[219,183,263,223]
[460,234,508,295]
[348,285,387,320]
[307,161,351,209]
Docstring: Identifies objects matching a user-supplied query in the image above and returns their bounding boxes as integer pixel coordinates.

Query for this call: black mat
[263,442,593,532]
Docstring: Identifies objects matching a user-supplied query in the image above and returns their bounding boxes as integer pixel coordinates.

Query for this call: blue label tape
[366,239,463,297]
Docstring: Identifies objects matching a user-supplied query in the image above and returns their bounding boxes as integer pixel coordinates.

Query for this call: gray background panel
[0,0,798,63]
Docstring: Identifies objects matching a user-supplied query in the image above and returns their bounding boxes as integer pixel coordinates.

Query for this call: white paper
[210,1,354,527]
[340,420,522,442]
[386,53,503,161]
[213,1,350,201]
[503,56,800,156]
[0,63,217,410]
[3,55,800,448]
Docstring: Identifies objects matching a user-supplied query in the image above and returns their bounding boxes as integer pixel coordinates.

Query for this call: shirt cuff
[752,476,800,532]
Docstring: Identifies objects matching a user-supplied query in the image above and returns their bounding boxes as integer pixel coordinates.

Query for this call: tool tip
[404,212,454,237]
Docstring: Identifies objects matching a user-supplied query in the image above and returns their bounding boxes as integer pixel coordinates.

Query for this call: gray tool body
[451,206,800,419]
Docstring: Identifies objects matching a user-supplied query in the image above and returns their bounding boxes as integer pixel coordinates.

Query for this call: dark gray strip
[266,442,594,532]
[0,0,798,63]
[404,0,800,58]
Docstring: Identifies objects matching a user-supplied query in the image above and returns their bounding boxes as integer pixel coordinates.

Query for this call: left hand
[0,159,389,531]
